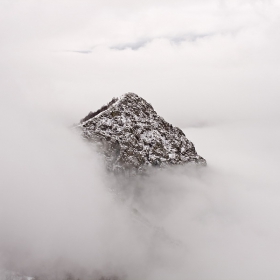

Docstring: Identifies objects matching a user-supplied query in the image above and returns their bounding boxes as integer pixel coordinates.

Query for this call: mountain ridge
[78,92,206,174]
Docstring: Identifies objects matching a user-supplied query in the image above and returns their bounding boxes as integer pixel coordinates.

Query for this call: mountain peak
[78,92,206,174]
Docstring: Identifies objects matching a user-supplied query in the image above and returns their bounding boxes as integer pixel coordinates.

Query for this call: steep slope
[78,93,206,174]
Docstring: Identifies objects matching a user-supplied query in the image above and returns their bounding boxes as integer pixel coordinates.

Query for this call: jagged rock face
[78,93,206,174]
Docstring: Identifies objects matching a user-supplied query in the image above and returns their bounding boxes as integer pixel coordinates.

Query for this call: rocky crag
[78,93,206,174]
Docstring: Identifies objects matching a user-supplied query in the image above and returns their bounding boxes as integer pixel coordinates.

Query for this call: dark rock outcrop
[78,93,206,174]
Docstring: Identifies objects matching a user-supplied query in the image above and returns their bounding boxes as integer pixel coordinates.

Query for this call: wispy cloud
[111,39,151,50]
[110,30,240,51]
[68,50,93,54]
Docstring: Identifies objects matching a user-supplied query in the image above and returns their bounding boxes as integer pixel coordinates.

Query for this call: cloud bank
[1,0,280,279]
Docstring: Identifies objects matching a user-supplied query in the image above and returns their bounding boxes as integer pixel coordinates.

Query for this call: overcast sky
[1,1,280,280]
[1,0,280,125]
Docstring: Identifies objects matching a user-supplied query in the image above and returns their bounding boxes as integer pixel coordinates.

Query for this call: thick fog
[1,0,280,279]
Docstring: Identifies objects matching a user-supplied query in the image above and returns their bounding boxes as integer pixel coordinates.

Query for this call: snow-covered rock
[0,270,34,280]
[77,93,206,174]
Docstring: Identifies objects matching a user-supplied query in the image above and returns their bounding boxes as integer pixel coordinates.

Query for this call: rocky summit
[78,93,206,174]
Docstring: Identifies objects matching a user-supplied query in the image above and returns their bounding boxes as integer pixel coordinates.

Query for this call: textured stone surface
[78,93,206,174]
